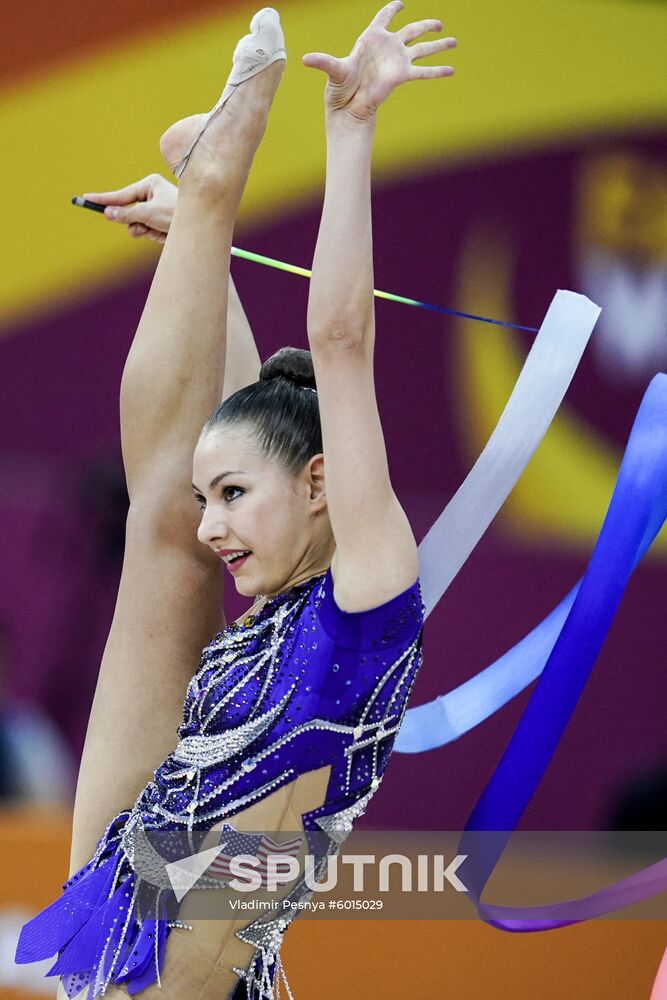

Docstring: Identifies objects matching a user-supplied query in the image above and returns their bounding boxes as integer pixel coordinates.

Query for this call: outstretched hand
[82,174,177,244]
[302,0,456,122]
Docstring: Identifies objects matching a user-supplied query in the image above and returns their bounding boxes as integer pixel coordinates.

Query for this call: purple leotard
[16,567,424,999]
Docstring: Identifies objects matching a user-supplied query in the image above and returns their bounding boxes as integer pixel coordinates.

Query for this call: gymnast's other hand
[302,0,456,123]
[82,174,177,244]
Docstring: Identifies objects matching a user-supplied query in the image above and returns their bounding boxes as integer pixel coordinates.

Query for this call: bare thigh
[68,509,221,876]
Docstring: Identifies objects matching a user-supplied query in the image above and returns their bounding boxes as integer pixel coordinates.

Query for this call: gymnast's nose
[197,504,229,548]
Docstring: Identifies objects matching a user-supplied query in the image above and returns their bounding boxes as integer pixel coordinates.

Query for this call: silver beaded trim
[313,791,374,845]
[173,681,297,767]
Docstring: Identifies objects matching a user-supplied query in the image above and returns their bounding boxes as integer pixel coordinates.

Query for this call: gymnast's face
[192,423,329,598]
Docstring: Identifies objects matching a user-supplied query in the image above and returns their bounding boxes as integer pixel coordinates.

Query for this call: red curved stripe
[0,0,254,88]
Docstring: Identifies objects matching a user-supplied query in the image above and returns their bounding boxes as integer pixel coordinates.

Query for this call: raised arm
[303,0,456,611]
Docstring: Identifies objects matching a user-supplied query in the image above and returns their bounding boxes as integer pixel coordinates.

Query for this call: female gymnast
[16,3,457,997]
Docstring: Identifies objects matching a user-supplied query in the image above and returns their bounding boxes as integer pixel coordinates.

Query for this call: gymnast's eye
[223,486,244,502]
[194,493,206,510]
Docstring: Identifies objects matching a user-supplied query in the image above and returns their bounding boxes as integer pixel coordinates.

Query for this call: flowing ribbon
[459,371,667,927]
[397,518,659,754]
[416,289,601,617]
[398,363,667,929]
[392,282,666,983]
[395,288,600,753]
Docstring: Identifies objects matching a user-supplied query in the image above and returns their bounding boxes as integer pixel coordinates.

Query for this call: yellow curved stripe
[453,224,667,554]
[0,0,666,328]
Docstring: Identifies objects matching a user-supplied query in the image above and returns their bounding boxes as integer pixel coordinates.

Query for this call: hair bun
[259,347,316,390]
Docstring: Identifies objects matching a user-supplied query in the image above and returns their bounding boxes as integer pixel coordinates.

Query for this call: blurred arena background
[0,0,665,996]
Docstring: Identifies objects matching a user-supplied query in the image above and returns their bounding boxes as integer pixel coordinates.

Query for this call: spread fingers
[409,36,457,61]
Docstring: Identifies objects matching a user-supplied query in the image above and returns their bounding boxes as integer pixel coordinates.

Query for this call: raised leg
[68,34,285,877]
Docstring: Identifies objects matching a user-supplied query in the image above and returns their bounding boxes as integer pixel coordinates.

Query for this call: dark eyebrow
[191,470,246,493]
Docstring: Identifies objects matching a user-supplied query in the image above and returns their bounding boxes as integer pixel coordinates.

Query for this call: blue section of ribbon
[397,374,666,927]
[466,371,666,826]
[398,374,666,759]
[395,587,577,752]
[447,373,666,927]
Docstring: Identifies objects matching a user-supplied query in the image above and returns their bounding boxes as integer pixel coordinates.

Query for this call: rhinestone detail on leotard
[16,568,424,1000]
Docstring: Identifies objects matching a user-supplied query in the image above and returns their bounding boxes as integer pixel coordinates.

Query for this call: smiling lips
[217,549,252,570]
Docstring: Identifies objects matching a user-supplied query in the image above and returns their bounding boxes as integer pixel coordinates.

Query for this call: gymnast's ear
[303,453,327,509]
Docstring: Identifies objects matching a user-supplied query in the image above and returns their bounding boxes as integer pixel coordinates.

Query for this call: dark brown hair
[202,347,322,476]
